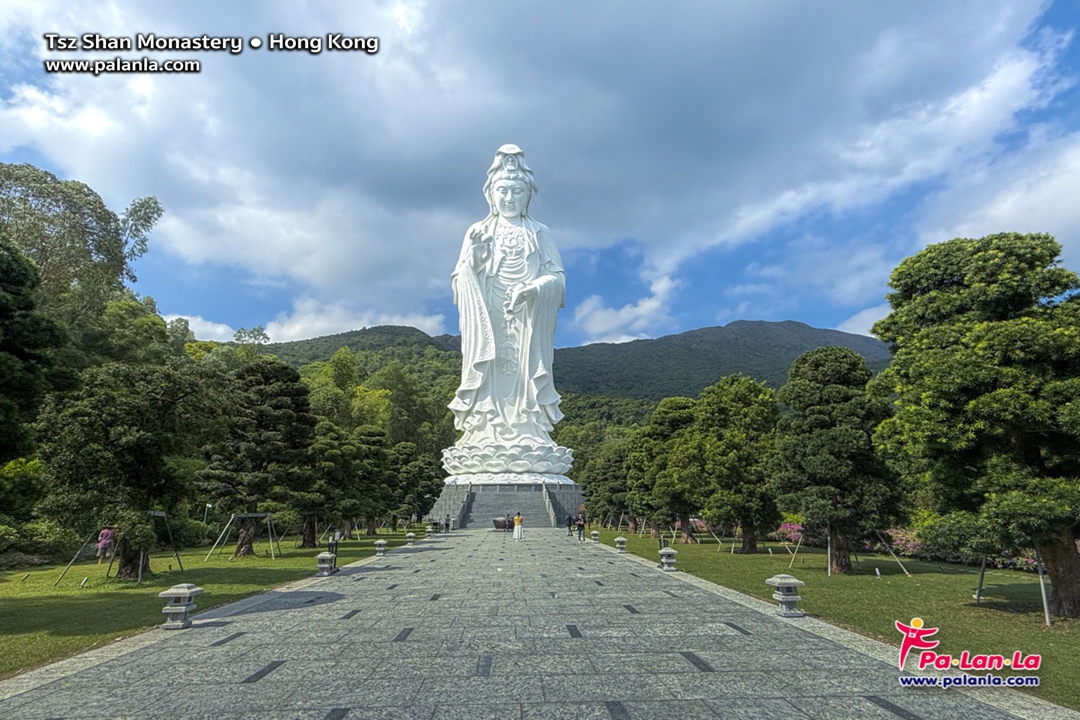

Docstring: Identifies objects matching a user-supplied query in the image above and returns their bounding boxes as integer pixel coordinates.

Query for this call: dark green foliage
[197,358,318,556]
[772,347,902,573]
[872,232,1080,615]
[0,459,46,524]
[0,163,161,346]
[263,326,449,366]
[626,397,697,536]
[580,428,635,524]
[35,360,202,575]
[0,235,67,463]
[686,375,780,552]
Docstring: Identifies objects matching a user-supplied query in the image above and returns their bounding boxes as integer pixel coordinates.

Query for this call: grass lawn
[598,529,1080,712]
[0,529,414,680]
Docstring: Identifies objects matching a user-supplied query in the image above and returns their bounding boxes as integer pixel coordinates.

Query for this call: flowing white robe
[449,215,565,447]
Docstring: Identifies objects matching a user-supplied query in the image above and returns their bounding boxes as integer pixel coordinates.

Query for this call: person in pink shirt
[97,527,116,564]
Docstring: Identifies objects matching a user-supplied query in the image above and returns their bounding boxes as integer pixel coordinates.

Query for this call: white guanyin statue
[442,145,574,482]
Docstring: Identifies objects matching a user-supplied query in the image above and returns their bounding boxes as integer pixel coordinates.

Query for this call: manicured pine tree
[872,232,1080,614]
[772,347,901,574]
[198,358,317,557]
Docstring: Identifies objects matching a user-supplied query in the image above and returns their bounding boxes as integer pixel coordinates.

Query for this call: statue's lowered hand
[505,282,538,313]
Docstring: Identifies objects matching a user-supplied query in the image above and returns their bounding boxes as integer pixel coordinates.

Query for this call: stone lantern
[158,584,204,629]
[766,574,806,617]
[316,552,336,577]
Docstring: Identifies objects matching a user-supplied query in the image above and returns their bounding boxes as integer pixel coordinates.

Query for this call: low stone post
[406,532,416,546]
[659,547,677,572]
[615,537,627,554]
[158,583,204,629]
[766,574,806,617]
[425,525,432,539]
[375,539,387,557]
[591,530,600,543]
[316,552,336,577]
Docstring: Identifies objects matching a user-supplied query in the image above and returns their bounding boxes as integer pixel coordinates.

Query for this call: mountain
[554,320,893,399]
[261,320,893,400]
[262,326,448,366]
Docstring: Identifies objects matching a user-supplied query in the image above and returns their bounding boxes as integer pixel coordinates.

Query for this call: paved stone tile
[541,672,677,702]
[520,701,611,719]
[657,671,794,700]
[0,528,1073,719]
[431,704,522,720]
[486,652,596,676]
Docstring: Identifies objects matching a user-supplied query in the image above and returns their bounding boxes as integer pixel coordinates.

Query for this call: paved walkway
[0,528,1075,719]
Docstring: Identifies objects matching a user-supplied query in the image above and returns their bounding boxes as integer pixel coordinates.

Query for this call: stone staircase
[462,485,553,528]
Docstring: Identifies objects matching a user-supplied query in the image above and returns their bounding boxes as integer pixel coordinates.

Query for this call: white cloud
[571,275,678,344]
[917,127,1080,270]
[264,297,444,343]
[750,235,900,307]
[0,0,1070,345]
[164,314,235,342]
[836,304,891,337]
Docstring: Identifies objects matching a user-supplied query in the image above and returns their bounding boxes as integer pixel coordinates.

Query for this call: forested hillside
[264,320,893,400]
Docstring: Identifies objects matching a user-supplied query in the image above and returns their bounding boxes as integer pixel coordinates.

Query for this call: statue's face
[492,179,528,218]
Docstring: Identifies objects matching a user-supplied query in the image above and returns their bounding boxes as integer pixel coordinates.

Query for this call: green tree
[579,427,635,528]
[687,374,780,553]
[352,425,395,535]
[299,420,357,548]
[772,347,901,573]
[872,232,1080,614]
[0,234,67,462]
[35,361,200,577]
[198,358,317,557]
[626,397,697,540]
[0,163,160,335]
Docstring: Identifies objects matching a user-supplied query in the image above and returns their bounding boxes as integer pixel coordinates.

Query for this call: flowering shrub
[777,522,803,543]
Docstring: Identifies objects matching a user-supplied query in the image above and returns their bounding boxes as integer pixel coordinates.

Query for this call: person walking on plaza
[444,514,451,533]
[513,512,523,541]
[565,514,573,536]
[575,513,586,542]
[96,526,115,564]
[505,513,513,533]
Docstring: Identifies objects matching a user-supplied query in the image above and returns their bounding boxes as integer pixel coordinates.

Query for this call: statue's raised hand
[469,227,492,268]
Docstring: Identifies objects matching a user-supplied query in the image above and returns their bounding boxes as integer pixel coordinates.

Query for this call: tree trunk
[342,519,353,540]
[1038,529,1080,618]
[679,513,697,544]
[391,514,400,531]
[234,517,257,557]
[365,515,377,536]
[114,537,150,579]
[740,524,758,554]
[627,518,637,534]
[829,525,853,574]
[649,521,659,539]
[299,515,317,549]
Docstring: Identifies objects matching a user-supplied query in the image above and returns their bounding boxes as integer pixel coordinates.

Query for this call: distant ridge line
[258,320,892,400]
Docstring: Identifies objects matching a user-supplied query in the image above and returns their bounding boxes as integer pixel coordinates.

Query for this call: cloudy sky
[2,1,1079,346]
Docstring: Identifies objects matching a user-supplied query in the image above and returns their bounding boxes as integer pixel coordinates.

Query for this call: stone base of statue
[442,472,576,486]
[441,442,573,477]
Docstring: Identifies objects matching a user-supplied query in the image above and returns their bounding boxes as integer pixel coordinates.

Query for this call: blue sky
[3,1,1080,347]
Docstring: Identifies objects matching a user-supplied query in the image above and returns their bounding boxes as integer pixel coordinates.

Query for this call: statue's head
[483,144,538,218]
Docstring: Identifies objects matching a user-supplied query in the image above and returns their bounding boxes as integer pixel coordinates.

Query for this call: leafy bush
[163,515,215,548]
[16,518,82,559]
[0,522,17,553]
